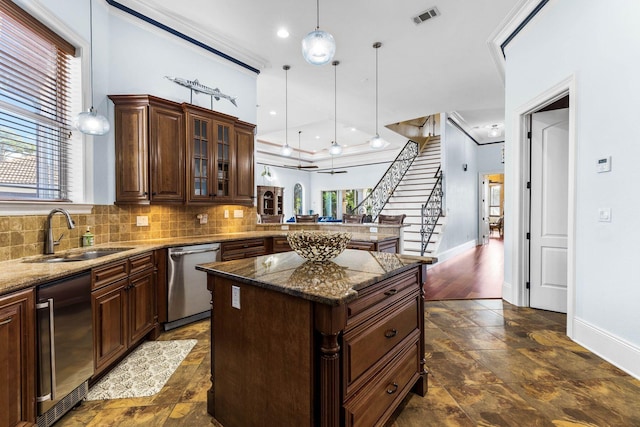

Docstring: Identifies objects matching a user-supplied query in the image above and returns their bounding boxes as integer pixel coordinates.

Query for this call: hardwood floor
[425,237,503,300]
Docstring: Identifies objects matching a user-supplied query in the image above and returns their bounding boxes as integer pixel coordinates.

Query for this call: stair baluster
[420,168,444,256]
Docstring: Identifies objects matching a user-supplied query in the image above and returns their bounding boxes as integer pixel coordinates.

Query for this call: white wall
[477,143,504,173]
[503,0,640,377]
[437,120,480,254]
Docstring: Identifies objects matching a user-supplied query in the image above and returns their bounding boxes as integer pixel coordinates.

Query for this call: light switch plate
[224,210,229,218]
[136,216,149,226]
[231,286,241,309]
[281,225,289,230]
[598,208,611,222]
[233,210,244,218]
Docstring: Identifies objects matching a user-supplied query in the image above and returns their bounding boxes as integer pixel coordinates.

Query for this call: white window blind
[0,0,76,201]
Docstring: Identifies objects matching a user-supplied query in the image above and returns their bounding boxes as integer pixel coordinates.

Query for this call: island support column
[314,303,347,427]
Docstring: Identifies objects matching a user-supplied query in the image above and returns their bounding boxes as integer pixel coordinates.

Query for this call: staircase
[379,137,445,256]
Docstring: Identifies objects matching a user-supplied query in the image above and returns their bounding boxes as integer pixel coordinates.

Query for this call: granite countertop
[197,249,436,306]
[0,231,402,296]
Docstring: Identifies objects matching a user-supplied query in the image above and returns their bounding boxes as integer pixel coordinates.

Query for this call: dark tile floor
[58,300,640,426]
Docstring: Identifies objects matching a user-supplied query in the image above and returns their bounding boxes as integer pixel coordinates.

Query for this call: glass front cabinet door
[185,106,234,203]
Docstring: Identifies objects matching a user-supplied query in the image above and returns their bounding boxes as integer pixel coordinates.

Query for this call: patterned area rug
[86,339,197,400]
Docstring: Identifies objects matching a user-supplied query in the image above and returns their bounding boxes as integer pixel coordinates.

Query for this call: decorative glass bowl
[286,231,352,262]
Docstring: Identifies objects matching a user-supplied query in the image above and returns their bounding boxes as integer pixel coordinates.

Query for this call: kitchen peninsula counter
[197,249,436,427]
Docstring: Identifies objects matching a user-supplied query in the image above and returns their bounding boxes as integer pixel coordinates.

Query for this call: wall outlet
[197,213,208,224]
[281,225,289,231]
[233,210,243,218]
[369,226,378,233]
[224,209,229,218]
[231,285,241,309]
[136,216,149,226]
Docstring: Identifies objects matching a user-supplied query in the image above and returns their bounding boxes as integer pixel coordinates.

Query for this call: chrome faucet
[44,208,75,254]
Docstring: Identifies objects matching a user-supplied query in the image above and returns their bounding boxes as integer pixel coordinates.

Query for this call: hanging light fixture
[73,0,110,135]
[281,65,293,156]
[369,42,386,149]
[328,60,343,156]
[301,0,336,65]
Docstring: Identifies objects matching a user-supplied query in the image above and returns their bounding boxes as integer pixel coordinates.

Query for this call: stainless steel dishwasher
[36,271,93,427]
[166,243,220,330]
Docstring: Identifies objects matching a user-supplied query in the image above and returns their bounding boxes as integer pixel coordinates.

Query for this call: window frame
[0,0,91,215]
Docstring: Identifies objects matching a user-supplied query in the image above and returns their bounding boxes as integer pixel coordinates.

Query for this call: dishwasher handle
[170,247,219,257]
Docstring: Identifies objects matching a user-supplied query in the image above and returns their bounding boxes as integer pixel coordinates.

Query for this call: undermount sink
[25,248,134,263]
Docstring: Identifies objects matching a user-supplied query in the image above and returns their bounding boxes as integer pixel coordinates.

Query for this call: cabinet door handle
[384,328,397,338]
[151,192,157,196]
[0,317,12,326]
[384,289,398,296]
[386,382,398,394]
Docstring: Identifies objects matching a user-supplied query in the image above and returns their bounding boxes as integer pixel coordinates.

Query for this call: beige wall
[0,204,257,261]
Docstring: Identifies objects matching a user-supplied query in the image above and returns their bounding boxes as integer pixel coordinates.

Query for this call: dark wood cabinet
[0,288,36,427]
[220,238,267,261]
[205,258,427,426]
[91,252,156,377]
[347,238,399,253]
[184,104,255,205]
[257,185,283,216]
[233,121,256,205]
[110,95,185,204]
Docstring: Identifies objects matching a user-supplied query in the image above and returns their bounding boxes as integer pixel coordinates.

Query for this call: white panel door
[530,108,569,313]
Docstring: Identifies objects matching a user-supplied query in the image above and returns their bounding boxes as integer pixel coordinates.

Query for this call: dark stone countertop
[197,249,436,306]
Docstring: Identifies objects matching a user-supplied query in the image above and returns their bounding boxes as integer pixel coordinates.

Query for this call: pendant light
[369,42,385,149]
[301,0,336,66]
[328,60,343,156]
[73,0,110,135]
[281,65,293,156]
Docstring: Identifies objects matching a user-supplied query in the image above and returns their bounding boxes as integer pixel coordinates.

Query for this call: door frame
[510,75,576,337]
[478,171,503,245]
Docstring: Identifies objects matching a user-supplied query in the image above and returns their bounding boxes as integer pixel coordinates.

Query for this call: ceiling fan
[283,130,318,170]
[318,154,347,174]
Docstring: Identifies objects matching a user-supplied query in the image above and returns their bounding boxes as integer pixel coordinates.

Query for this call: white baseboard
[502,280,514,305]
[433,239,477,264]
[573,317,640,380]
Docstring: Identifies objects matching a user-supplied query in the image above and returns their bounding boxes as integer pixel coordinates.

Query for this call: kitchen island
[197,249,436,427]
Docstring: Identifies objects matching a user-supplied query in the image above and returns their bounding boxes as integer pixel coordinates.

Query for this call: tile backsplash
[0,204,258,261]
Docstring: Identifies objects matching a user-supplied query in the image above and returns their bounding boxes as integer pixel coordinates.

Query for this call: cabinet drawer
[221,238,267,261]
[272,236,291,253]
[347,268,418,325]
[129,251,154,274]
[344,293,419,388]
[92,260,129,290]
[344,340,420,427]
[347,240,375,251]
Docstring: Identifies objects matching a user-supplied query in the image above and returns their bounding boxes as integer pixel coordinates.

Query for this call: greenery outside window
[0,0,76,201]
[321,190,337,218]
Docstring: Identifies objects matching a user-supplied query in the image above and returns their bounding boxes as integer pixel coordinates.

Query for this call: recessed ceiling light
[277,28,289,38]
[315,135,320,139]
[269,110,277,115]
[351,127,357,131]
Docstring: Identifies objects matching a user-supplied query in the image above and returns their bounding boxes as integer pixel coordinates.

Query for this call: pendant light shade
[281,65,293,156]
[302,0,335,65]
[74,0,110,136]
[369,42,386,149]
[329,140,342,155]
[328,60,343,156]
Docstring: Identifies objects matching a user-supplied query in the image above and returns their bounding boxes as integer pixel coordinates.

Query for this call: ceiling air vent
[413,7,440,25]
